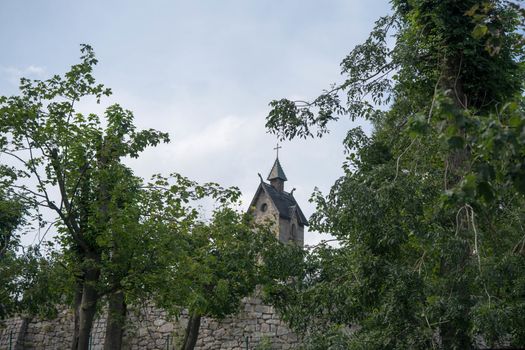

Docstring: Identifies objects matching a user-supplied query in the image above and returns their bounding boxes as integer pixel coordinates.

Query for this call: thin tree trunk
[77,265,100,350]
[438,53,474,350]
[104,290,127,350]
[71,279,84,350]
[72,159,93,350]
[181,313,201,350]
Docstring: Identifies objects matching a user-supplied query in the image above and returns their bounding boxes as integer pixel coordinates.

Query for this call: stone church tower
[249,156,308,246]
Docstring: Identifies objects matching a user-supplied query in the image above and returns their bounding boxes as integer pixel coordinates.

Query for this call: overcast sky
[0,0,391,246]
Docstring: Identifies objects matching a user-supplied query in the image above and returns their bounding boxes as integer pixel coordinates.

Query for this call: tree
[101,173,251,350]
[0,187,26,319]
[0,190,24,263]
[0,45,170,350]
[133,186,285,350]
[176,209,264,350]
[265,1,525,348]
[0,178,67,322]
[0,45,286,350]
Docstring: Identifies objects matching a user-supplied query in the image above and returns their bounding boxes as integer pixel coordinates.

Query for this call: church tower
[248,152,308,246]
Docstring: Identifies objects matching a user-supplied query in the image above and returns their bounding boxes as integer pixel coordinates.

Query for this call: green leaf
[464,4,479,17]
[509,114,522,128]
[472,24,488,39]
[477,181,495,202]
[448,135,464,149]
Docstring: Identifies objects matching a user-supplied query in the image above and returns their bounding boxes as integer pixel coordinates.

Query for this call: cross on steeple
[267,144,287,192]
[274,143,282,159]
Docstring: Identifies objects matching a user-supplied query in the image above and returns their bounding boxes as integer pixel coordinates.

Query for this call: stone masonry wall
[0,316,27,350]
[20,308,107,350]
[0,296,300,350]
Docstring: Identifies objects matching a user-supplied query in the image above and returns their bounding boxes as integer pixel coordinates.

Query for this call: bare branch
[393,138,418,182]
[2,150,32,168]
[427,73,442,122]
[10,184,48,199]
[34,218,60,247]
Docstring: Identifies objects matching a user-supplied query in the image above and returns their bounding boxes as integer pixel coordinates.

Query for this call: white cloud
[173,115,250,160]
[2,65,47,86]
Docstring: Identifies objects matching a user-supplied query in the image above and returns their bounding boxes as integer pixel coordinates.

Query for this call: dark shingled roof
[261,182,308,226]
[267,158,287,181]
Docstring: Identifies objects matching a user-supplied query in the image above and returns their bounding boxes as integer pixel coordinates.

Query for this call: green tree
[87,168,284,350]
[0,191,24,263]
[177,209,263,350]
[0,180,67,321]
[0,187,26,319]
[110,171,292,350]
[0,45,170,350]
[265,1,525,349]
[0,45,286,350]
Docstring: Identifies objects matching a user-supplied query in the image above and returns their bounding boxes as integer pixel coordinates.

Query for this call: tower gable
[249,183,281,236]
[249,160,308,246]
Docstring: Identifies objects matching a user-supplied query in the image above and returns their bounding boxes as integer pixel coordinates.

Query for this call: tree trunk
[438,53,474,350]
[181,313,201,350]
[70,279,84,350]
[104,290,127,350]
[77,265,100,350]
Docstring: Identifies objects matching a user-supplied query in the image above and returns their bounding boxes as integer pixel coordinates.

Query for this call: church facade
[249,157,308,246]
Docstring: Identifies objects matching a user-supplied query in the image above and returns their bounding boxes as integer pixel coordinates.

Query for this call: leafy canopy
[264,1,525,349]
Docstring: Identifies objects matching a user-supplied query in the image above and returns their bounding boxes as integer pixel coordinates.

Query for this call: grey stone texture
[0,316,27,350]
[250,183,306,247]
[0,296,299,349]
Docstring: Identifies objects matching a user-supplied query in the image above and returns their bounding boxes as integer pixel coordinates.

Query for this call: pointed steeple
[267,158,287,192]
[267,158,287,182]
[267,143,287,192]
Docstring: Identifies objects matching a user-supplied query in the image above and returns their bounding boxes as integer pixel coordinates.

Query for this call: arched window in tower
[260,203,268,212]
[290,224,296,242]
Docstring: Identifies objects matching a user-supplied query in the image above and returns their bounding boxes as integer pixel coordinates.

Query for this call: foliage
[264,1,525,349]
[120,173,255,317]
[255,336,273,350]
[0,190,25,262]
[0,45,287,350]
[174,209,263,319]
[0,45,209,350]
[0,187,69,320]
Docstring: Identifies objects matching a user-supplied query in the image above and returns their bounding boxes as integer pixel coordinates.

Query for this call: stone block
[159,322,174,333]
[153,319,165,327]
[255,304,272,313]
[138,326,149,337]
[222,340,238,348]
[276,326,288,336]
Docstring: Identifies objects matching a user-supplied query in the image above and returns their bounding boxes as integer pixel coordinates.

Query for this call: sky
[0,0,392,246]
